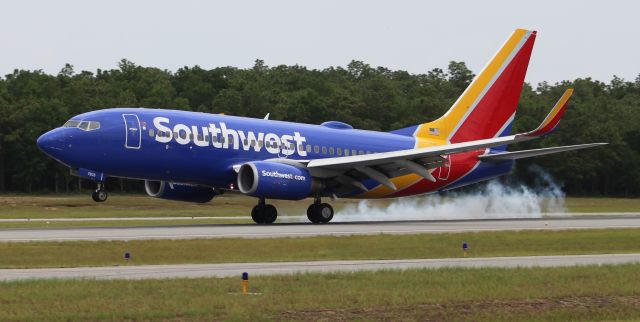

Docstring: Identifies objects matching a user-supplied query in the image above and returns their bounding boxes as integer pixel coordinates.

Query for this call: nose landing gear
[91,182,108,202]
[307,197,334,223]
[251,198,277,224]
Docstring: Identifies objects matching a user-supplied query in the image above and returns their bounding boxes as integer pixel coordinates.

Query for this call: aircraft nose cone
[37,128,66,158]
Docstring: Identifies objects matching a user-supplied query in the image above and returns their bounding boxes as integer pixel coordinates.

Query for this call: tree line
[0,59,638,196]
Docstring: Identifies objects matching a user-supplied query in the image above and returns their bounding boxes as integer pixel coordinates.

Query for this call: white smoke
[333,166,566,222]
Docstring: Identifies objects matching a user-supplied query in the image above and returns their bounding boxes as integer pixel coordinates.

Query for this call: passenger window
[258,141,263,148]
[212,136,218,143]
[352,149,357,156]
[329,147,334,155]
[306,145,311,153]
[204,135,209,142]
[366,151,371,154]
[250,140,255,147]
[344,149,349,156]
[359,150,364,155]
[149,129,155,137]
[220,137,226,144]
[337,148,342,156]
[322,146,327,154]
[243,139,248,146]
[314,145,319,153]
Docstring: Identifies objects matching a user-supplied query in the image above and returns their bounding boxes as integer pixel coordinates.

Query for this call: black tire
[92,190,108,202]
[318,203,334,223]
[263,204,277,224]
[307,204,321,223]
[251,205,265,224]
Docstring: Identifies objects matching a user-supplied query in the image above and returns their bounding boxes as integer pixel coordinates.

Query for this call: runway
[1,216,640,241]
[1,253,639,281]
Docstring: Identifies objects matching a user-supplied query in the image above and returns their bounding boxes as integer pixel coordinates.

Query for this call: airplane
[36,29,606,224]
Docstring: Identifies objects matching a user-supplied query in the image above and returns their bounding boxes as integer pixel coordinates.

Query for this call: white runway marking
[1,253,639,281]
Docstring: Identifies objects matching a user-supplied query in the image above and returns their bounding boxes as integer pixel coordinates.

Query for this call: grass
[564,197,640,213]
[1,264,640,321]
[2,228,640,268]
[0,193,341,219]
[0,194,638,220]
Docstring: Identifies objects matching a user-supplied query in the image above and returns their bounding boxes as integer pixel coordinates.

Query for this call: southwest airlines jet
[37,29,605,224]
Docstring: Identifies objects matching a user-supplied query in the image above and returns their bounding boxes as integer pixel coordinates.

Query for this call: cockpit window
[88,121,100,130]
[63,120,100,131]
[63,120,81,128]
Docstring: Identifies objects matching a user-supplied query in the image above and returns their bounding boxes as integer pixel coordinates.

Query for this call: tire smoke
[334,166,565,222]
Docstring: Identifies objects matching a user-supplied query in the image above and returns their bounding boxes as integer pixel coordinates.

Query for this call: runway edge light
[242,272,249,294]
[462,242,469,257]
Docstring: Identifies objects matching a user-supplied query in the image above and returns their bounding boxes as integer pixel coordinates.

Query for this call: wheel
[251,205,265,224]
[307,204,321,223]
[263,205,277,224]
[92,190,108,202]
[318,203,334,223]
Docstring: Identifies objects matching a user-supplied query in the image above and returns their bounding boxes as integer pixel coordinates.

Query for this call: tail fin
[409,29,537,146]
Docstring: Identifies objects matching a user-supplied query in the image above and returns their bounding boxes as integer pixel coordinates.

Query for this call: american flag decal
[429,128,440,136]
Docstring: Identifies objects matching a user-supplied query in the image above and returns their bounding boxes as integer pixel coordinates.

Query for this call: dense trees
[0,60,638,196]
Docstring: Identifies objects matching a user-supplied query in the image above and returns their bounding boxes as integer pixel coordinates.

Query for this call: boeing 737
[37,29,605,224]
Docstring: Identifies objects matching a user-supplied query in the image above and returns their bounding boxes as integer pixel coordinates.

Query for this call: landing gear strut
[251,198,277,224]
[91,182,108,203]
[307,196,334,223]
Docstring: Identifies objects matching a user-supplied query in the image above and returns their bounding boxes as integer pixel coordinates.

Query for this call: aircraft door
[437,155,451,180]
[123,114,141,149]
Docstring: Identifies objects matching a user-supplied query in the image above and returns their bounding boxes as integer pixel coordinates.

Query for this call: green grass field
[2,264,639,321]
[0,194,638,223]
[2,228,640,268]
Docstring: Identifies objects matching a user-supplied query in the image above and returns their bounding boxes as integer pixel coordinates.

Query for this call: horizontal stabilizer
[478,143,607,161]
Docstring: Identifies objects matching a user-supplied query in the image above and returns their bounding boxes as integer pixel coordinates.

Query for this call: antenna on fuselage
[264,113,270,120]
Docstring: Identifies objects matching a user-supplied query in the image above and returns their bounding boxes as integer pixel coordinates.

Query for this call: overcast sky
[1,0,638,85]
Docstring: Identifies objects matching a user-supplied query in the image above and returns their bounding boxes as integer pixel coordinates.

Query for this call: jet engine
[237,161,317,200]
[144,180,216,203]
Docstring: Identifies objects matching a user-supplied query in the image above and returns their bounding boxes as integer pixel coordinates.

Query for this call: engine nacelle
[144,180,216,203]
[237,161,315,200]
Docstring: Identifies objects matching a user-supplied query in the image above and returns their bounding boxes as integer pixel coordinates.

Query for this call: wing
[285,89,604,192]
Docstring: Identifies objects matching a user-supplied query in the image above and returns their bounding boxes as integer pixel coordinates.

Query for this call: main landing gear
[307,197,334,224]
[251,198,277,224]
[250,197,335,224]
[91,182,108,203]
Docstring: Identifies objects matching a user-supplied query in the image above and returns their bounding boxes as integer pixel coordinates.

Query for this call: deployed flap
[479,143,607,161]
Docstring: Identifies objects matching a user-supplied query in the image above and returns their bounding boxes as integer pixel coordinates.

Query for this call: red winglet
[526,89,573,137]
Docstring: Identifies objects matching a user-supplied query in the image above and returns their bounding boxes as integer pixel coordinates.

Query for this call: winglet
[525,89,573,137]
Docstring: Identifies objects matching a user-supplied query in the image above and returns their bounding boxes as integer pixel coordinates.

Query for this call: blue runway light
[124,251,131,261]
[242,272,249,294]
[462,242,468,251]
